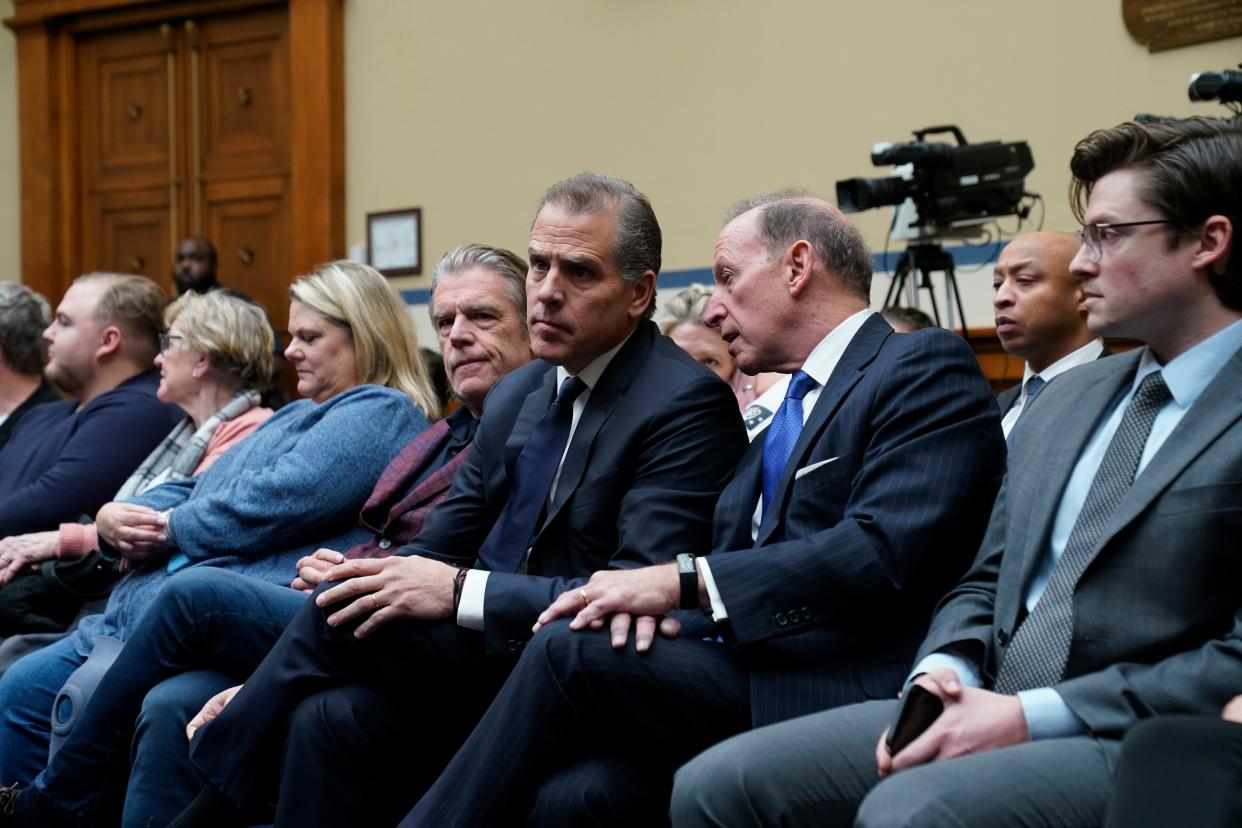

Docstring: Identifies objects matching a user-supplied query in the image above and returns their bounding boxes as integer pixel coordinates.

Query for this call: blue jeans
[26,568,308,826]
[0,636,85,787]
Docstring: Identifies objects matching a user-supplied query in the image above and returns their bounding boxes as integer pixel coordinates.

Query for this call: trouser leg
[1106,716,1242,828]
[403,620,751,828]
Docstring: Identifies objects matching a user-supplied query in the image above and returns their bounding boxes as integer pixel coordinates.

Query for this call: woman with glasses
[0,290,276,586]
[0,261,438,795]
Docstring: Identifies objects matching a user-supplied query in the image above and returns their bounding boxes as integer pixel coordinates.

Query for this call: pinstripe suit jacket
[917,345,1242,737]
[705,314,1007,726]
[405,320,747,658]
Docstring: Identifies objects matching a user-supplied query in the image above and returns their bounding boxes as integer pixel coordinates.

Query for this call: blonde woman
[662,283,781,407]
[0,261,437,792]
[0,290,275,585]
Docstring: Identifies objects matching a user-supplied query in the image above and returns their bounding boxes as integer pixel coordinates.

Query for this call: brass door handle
[239,247,254,265]
[129,255,145,273]
[237,87,252,108]
[128,103,143,121]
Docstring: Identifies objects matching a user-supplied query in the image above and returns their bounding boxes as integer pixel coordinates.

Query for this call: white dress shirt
[1001,339,1105,438]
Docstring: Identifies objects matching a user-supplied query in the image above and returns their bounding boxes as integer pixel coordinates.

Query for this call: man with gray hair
[403,191,1006,827]
[166,173,747,828]
[0,284,59,452]
[0,274,182,539]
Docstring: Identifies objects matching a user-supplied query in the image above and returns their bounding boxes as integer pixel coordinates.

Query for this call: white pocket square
[795,456,840,480]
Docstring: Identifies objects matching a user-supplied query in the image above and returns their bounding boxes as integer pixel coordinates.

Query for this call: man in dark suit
[663,117,1242,828]
[403,192,1007,826]
[0,243,536,828]
[0,284,59,454]
[993,231,1102,438]
[159,173,747,828]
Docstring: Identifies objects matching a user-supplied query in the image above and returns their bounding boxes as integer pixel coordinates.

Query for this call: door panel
[204,176,290,332]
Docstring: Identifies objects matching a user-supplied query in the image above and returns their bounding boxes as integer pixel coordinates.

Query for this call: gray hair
[429,244,528,331]
[725,190,873,300]
[535,172,662,318]
[0,283,51,376]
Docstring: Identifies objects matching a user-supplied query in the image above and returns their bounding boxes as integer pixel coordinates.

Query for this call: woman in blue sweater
[0,260,440,789]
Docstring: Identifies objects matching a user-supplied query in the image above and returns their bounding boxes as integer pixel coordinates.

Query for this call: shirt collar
[1133,316,1242,408]
[797,308,875,388]
[555,325,636,391]
[1021,339,1105,386]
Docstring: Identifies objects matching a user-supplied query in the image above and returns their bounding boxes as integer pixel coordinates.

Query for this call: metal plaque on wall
[1123,0,1242,51]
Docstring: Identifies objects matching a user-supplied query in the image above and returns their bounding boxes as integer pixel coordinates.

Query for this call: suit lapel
[1011,350,1140,590]
[505,368,557,475]
[1090,346,1242,560]
[755,314,888,545]
[540,320,655,530]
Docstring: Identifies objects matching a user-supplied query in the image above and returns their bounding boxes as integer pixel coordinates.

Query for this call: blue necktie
[761,370,818,518]
[476,376,588,572]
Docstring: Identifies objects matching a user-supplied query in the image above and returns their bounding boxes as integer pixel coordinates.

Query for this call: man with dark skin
[171,238,220,296]
[993,232,1102,437]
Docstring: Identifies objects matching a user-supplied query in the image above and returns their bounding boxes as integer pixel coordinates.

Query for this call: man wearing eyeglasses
[659,116,1242,828]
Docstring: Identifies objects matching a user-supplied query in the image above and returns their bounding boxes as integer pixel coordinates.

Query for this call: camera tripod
[882,243,968,337]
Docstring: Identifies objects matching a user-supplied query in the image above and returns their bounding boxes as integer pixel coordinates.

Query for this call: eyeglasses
[1077,220,1176,263]
[158,333,184,353]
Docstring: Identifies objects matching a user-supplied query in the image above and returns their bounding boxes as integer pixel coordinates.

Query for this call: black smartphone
[886,684,944,754]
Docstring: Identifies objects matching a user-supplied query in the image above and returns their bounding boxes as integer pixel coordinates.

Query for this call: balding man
[404,192,1007,826]
[0,274,182,540]
[993,232,1103,438]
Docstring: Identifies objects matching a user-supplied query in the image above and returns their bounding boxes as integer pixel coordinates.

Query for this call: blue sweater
[0,370,183,537]
[72,384,427,655]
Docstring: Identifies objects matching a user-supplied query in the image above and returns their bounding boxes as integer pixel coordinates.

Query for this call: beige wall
[1,0,1239,322]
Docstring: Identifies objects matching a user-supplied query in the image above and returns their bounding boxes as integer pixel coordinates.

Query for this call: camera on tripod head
[1190,66,1242,114]
[835,125,1034,240]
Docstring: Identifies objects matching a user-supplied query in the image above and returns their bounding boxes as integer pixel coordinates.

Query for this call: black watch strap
[677,553,699,610]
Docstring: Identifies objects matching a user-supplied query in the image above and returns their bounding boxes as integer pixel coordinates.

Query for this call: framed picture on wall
[367,208,422,276]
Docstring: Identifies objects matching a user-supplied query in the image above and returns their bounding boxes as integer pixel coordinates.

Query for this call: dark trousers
[188,580,498,828]
[402,619,754,827]
[26,568,305,827]
[1107,716,1242,828]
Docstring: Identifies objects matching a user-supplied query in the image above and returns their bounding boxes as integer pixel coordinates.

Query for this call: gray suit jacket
[919,345,1242,738]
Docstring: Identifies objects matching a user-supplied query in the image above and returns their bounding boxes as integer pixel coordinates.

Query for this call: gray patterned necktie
[994,371,1172,694]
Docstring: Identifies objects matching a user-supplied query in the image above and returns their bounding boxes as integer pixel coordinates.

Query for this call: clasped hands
[533,563,686,652]
[95,503,172,569]
[874,668,1030,778]
[0,532,60,586]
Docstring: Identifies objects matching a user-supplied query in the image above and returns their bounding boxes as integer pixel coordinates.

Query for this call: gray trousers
[671,699,1120,828]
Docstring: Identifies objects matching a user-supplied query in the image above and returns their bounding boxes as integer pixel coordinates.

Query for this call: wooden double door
[8,0,344,334]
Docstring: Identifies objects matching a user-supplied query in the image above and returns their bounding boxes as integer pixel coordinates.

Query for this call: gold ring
[0,555,9,565]
[370,594,380,611]
[579,589,590,607]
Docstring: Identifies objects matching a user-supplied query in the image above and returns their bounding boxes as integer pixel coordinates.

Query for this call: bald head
[993,232,1095,373]
[724,193,873,301]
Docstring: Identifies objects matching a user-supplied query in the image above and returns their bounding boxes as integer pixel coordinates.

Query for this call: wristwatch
[677,553,699,610]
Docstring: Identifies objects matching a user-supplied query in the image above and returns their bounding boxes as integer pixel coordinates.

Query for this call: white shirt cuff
[456,569,488,631]
[1017,687,1088,740]
[696,558,728,621]
[907,653,984,691]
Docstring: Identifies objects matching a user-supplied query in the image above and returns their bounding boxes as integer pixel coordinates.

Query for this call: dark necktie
[994,371,1172,693]
[761,370,818,518]
[475,376,588,572]
[1006,375,1047,445]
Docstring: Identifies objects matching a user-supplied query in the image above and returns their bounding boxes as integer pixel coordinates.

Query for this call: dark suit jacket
[705,314,1007,725]
[918,345,1242,738]
[0,378,59,453]
[405,319,747,657]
